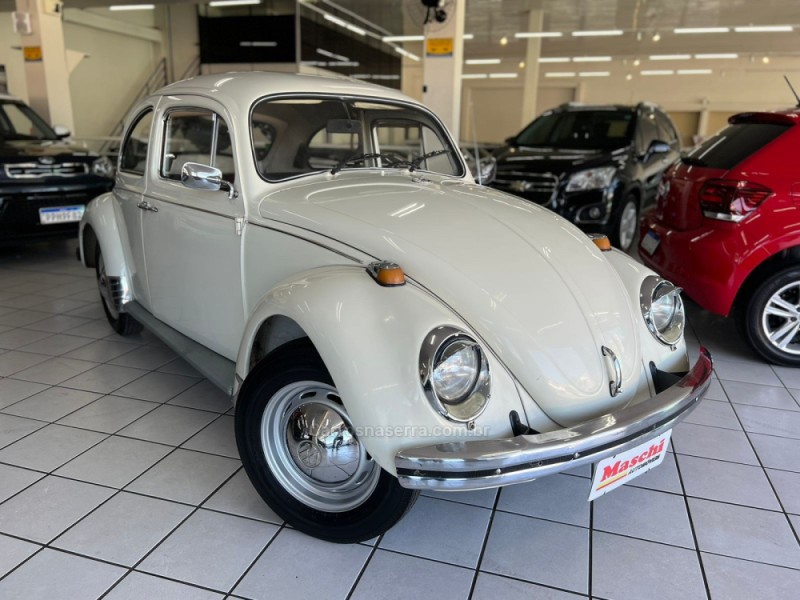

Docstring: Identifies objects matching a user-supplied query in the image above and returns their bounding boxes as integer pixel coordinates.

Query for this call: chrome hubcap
[261,381,379,512]
[619,201,638,250]
[761,282,800,355]
[96,254,118,320]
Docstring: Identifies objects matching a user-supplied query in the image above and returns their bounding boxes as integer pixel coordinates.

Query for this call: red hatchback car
[640,109,800,366]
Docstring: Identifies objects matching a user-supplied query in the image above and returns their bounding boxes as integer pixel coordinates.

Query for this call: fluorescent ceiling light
[674,27,730,34]
[347,24,366,36]
[462,73,488,79]
[578,71,610,77]
[515,31,563,38]
[694,53,738,59]
[209,0,259,5]
[573,56,612,62]
[317,48,349,62]
[382,35,424,42]
[641,69,674,75]
[678,69,712,75]
[464,33,475,40]
[395,47,420,61]
[466,58,501,65]
[489,73,518,79]
[571,30,624,37]
[649,54,692,60]
[734,25,793,33]
[539,57,570,63]
[240,41,277,47]
[109,3,155,9]
[545,72,576,78]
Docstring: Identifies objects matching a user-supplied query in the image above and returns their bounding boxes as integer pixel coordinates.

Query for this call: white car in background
[79,72,712,543]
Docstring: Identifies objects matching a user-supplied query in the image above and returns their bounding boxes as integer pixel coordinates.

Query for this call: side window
[161,109,236,182]
[655,110,678,145]
[637,109,660,153]
[119,109,154,175]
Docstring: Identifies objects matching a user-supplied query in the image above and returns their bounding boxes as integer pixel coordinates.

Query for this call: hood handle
[602,346,623,397]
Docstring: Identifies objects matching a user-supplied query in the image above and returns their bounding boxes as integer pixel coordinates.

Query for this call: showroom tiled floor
[1,240,799,600]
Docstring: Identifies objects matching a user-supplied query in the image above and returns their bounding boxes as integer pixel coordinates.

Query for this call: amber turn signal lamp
[589,233,612,251]
[367,261,406,286]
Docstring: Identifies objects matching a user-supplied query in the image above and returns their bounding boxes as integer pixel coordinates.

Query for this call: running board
[124,301,236,396]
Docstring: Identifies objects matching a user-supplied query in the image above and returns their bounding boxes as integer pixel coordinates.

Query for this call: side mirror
[53,125,71,139]
[181,162,237,199]
[504,136,517,145]
[643,140,671,161]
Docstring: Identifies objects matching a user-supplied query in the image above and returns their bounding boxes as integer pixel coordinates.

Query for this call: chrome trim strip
[251,218,369,264]
[395,347,712,491]
[142,193,237,221]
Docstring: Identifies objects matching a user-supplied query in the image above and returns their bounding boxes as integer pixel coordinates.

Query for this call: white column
[14,0,74,131]
[520,9,543,126]
[422,0,465,141]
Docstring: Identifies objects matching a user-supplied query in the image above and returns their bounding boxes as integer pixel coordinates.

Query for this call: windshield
[251,96,464,181]
[0,101,57,141]
[514,109,635,150]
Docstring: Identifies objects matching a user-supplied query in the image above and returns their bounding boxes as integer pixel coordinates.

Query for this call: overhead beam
[62,8,163,43]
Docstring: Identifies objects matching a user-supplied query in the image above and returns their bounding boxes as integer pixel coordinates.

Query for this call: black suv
[0,96,115,244]
[491,102,680,251]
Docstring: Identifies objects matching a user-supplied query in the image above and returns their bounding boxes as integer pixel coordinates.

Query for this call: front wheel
[610,196,639,253]
[741,267,800,366]
[235,339,418,543]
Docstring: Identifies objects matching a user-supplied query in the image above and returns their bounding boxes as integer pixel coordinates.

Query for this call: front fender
[236,266,527,476]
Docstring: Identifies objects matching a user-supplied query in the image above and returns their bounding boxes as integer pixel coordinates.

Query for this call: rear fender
[79,193,134,305]
[235,265,528,475]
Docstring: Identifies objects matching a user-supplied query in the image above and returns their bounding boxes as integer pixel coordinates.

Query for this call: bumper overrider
[396,347,712,491]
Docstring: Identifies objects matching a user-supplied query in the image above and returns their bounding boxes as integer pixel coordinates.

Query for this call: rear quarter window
[688,123,790,169]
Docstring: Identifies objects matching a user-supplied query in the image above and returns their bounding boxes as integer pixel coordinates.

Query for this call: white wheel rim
[761,282,800,356]
[618,201,638,250]
[260,381,380,512]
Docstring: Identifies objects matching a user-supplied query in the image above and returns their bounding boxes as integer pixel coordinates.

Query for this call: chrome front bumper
[396,347,712,491]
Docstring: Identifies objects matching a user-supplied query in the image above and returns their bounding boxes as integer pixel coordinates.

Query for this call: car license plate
[641,231,660,255]
[588,430,672,501]
[39,205,85,225]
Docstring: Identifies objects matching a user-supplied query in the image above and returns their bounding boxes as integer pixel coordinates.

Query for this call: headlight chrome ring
[640,275,685,347]
[419,326,490,423]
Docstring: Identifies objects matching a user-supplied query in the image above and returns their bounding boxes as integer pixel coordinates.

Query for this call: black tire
[235,339,418,543]
[95,246,143,336]
[610,195,639,253]
[740,266,800,366]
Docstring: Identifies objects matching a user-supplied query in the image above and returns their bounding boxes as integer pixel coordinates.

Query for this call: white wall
[0,12,28,101]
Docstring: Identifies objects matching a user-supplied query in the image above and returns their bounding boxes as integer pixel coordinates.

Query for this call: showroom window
[373,119,451,173]
[161,109,235,182]
[119,109,154,175]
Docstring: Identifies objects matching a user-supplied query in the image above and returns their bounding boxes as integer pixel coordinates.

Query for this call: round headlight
[431,339,481,403]
[420,327,490,422]
[641,276,685,346]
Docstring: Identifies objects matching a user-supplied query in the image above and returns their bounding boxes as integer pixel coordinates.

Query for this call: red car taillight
[699,179,773,222]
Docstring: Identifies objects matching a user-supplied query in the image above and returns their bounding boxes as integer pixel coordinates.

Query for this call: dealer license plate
[39,205,85,225]
[588,430,672,501]
[641,230,660,255]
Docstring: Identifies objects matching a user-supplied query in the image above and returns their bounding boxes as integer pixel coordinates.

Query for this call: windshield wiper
[409,149,452,170]
[331,152,411,175]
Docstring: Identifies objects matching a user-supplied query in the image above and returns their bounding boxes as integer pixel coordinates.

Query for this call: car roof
[155,71,421,109]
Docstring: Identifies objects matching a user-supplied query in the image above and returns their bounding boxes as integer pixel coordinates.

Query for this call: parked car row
[494,101,800,366]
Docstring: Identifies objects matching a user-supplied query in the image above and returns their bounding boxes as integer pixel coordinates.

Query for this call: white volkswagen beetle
[79,72,712,543]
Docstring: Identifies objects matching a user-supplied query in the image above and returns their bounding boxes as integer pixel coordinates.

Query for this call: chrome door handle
[137,200,158,213]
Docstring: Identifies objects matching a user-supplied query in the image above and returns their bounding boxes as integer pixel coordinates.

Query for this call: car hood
[494,145,629,177]
[257,172,642,425]
[0,139,96,160]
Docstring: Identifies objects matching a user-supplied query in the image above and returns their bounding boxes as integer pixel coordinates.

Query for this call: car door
[141,98,245,360]
[115,107,156,308]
